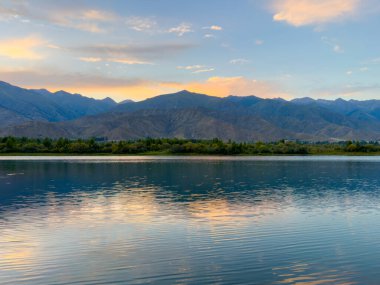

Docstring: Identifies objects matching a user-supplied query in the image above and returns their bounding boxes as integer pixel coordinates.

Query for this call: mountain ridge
[1,81,380,141]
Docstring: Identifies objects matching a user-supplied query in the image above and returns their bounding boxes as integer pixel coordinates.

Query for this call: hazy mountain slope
[0,81,116,127]
[0,108,303,141]
[33,89,116,119]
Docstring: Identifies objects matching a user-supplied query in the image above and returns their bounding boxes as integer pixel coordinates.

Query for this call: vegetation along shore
[1,137,380,155]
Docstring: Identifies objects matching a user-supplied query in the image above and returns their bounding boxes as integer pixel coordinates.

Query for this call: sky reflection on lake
[1,158,380,284]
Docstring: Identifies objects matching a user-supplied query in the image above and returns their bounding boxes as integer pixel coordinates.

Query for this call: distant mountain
[0,81,116,127]
[2,86,380,141]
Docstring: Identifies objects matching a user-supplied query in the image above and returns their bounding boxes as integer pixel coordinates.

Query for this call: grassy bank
[1,137,380,156]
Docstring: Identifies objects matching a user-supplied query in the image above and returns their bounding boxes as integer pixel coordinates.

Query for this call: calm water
[1,156,380,284]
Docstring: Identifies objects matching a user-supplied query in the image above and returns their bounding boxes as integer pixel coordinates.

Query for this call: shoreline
[2,154,380,162]
[1,152,380,157]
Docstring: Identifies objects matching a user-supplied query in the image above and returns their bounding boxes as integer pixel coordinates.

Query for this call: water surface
[1,156,380,284]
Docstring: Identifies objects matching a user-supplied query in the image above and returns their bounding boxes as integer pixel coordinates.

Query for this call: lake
[1,156,380,284]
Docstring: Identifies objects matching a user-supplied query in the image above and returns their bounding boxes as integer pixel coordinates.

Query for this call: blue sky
[0,0,379,101]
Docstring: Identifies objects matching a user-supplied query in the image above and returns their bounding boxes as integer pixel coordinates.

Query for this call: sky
[0,0,380,102]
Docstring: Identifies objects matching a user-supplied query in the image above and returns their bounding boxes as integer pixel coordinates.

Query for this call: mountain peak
[292,97,315,105]
[176,90,194,95]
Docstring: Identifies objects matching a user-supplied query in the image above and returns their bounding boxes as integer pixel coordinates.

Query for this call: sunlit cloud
[81,10,117,22]
[168,23,193,36]
[0,2,117,33]
[272,0,359,27]
[79,57,102,62]
[109,58,153,65]
[203,25,223,31]
[46,44,61,49]
[0,36,45,60]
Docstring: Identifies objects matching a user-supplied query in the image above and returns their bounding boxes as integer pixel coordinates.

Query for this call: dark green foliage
[1,137,380,155]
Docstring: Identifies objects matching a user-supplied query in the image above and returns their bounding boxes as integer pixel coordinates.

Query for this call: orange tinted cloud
[0,36,45,60]
[272,0,359,26]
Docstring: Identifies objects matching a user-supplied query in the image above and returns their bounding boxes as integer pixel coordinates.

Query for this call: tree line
[0,137,380,155]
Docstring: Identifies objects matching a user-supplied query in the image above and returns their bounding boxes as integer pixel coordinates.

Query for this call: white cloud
[192,68,215,74]
[321,37,344,53]
[177,65,205,70]
[168,23,192,36]
[229,58,250,65]
[126,17,157,32]
[177,65,214,74]
[272,0,359,27]
[255,39,264,45]
[204,34,216,39]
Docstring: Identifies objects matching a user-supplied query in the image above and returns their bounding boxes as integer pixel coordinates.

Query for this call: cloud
[321,37,344,53]
[192,68,215,74]
[177,65,205,70]
[255,39,264,45]
[272,0,359,26]
[126,16,157,32]
[47,44,61,49]
[79,56,152,65]
[229,58,250,65]
[204,34,216,39]
[79,57,102,62]
[203,25,223,31]
[81,10,116,21]
[0,2,118,33]
[365,57,380,65]
[177,65,214,74]
[108,58,153,65]
[168,23,193,36]
[0,36,45,60]
[73,43,195,62]
[161,76,291,98]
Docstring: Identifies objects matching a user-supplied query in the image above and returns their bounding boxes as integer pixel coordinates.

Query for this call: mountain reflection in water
[1,158,380,284]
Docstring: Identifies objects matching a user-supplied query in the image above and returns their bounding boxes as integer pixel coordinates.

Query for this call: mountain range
[1,81,380,141]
